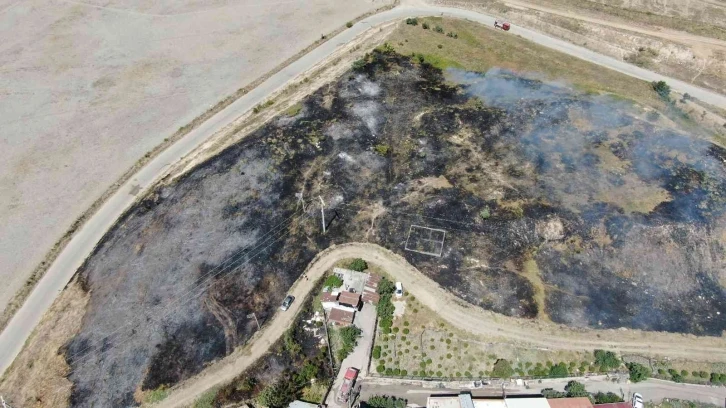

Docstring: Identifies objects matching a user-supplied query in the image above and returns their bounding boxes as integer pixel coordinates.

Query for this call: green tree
[363,395,407,408]
[593,392,623,404]
[710,372,723,385]
[549,363,569,378]
[372,346,381,359]
[540,388,566,398]
[651,80,671,100]
[349,258,368,271]
[337,326,362,361]
[593,350,620,370]
[491,359,514,378]
[405,17,418,26]
[257,381,294,408]
[323,274,344,288]
[626,362,651,383]
[564,381,589,397]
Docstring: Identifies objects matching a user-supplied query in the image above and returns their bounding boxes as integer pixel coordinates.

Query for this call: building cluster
[321,268,381,326]
[428,393,636,408]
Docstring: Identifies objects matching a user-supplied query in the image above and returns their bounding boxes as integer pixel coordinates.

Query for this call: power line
[64,203,315,369]
[36,209,315,406]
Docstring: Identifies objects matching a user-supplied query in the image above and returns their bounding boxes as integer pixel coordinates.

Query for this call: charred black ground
[65,49,726,405]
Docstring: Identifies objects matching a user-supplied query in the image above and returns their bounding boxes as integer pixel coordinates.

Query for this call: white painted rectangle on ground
[404,225,446,257]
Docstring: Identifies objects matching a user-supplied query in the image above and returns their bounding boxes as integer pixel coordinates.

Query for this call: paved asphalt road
[359,377,726,406]
[2,3,726,376]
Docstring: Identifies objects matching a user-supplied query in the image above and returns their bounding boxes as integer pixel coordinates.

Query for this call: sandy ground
[152,243,726,408]
[0,0,392,315]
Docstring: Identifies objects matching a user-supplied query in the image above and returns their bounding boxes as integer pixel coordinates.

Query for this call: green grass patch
[284,102,303,117]
[192,387,219,408]
[144,386,170,404]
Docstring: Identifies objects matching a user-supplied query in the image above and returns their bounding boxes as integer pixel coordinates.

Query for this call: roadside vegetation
[361,395,407,408]
[542,380,622,404]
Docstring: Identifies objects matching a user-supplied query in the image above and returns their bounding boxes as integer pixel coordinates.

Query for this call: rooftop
[338,291,362,306]
[547,398,594,408]
[333,267,368,293]
[328,307,355,325]
[321,292,339,303]
[427,393,550,408]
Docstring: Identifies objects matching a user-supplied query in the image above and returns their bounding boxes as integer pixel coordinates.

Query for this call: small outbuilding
[328,307,355,326]
[337,291,361,310]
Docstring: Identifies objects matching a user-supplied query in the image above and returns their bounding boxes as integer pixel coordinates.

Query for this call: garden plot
[371,294,592,379]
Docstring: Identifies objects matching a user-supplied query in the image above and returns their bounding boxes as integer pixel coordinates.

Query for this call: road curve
[2,3,726,377]
[156,243,726,407]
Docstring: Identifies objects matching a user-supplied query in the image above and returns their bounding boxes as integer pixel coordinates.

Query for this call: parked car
[631,393,643,408]
[395,282,403,298]
[280,295,295,311]
[337,367,359,403]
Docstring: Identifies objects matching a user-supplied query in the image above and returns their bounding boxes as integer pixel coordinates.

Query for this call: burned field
[63,48,726,405]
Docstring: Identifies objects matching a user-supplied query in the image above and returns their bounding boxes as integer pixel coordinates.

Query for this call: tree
[378,277,395,295]
[337,326,362,361]
[549,362,569,378]
[349,258,368,271]
[626,362,651,383]
[491,359,514,378]
[564,381,589,397]
[651,80,671,100]
[593,349,620,370]
[372,346,381,359]
[540,388,566,398]
[363,395,407,408]
[257,381,294,408]
[323,274,343,288]
[593,392,623,404]
[710,372,723,385]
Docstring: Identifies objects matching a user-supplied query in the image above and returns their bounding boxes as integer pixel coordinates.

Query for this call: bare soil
[5,20,726,407]
[0,0,392,320]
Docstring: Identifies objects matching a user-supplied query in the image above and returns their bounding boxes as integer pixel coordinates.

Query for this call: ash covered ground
[65,49,726,405]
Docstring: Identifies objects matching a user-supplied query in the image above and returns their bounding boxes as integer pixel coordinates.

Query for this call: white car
[395,282,403,298]
[631,393,643,408]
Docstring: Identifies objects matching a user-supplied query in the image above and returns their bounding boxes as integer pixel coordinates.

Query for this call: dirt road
[154,243,726,407]
[5,0,726,386]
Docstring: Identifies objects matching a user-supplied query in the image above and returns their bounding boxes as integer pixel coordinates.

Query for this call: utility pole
[247,312,260,330]
[318,196,326,234]
[1,396,13,408]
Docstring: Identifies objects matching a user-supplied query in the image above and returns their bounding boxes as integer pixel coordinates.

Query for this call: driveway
[327,304,378,408]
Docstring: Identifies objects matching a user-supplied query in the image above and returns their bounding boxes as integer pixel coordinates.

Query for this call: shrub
[699,371,709,379]
[437,44,443,49]
[594,350,620,371]
[651,80,671,100]
[420,362,426,369]
[401,336,406,341]
[436,371,443,377]
[549,363,569,378]
[479,206,491,220]
[564,381,588,397]
[593,392,623,404]
[491,359,514,378]
[426,358,432,364]
[385,368,392,375]
[401,370,408,376]
[446,31,458,38]
[372,346,381,359]
[430,345,435,350]
[446,353,452,359]
[626,362,651,383]
[403,328,409,334]
[393,368,401,375]
[404,321,409,326]
[680,370,689,377]
[349,258,368,271]
[710,372,722,385]
[337,326,362,361]
[434,25,444,33]
[422,22,430,29]
[346,21,353,28]
[405,17,418,26]
[445,338,451,344]
[464,371,472,377]
[392,327,399,333]
[374,144,390,156]
[377,365,385,373]
[323,275,344,288]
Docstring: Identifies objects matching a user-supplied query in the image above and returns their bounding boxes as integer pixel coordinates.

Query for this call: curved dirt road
[3,0,726,380]
[155,243,726,407]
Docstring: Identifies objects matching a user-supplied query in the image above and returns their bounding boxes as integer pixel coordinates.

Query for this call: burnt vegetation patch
[64,48,726,405]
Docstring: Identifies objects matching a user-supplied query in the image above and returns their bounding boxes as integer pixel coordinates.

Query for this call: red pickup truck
[337,367,359,403]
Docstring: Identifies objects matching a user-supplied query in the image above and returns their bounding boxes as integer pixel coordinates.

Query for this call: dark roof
[328,307,355,325]
[547,398,594,408]
[338,291,361,306]
[362,289,380,304]
[321,292,339,302]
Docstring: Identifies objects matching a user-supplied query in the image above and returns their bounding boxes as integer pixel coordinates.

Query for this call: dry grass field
[0,0,392,316]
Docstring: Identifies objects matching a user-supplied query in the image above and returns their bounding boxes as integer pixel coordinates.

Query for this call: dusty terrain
[0,0,392,317]
[3,17,726,407]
